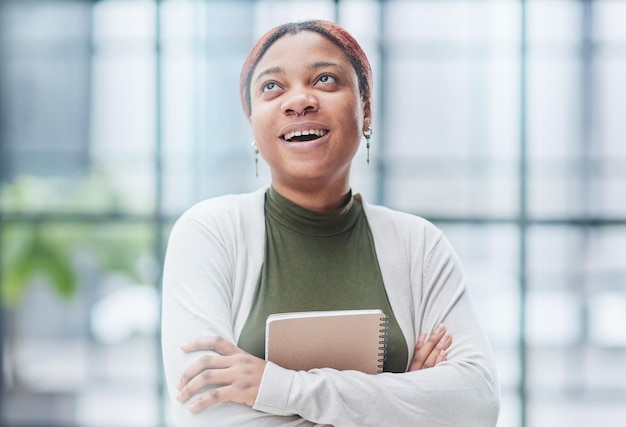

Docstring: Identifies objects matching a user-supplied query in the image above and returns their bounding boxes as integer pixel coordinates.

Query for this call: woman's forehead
[253,32,353,78]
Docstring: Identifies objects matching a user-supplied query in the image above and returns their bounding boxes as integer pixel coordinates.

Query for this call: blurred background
[0,0,625,426]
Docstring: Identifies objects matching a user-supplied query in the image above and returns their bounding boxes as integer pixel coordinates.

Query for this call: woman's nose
[282,89,319,117]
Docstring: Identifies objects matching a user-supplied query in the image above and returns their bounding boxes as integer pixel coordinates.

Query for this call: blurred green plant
[2,223,77,306]
[0,171,153,307]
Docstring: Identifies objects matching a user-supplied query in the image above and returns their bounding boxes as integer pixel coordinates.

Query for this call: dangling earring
[251,141,259,178]
[363,127,372,164]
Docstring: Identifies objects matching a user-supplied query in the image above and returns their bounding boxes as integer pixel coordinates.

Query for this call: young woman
[161,20,500,426]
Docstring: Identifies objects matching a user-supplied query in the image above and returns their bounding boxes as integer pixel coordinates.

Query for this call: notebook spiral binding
[377,315,389,373]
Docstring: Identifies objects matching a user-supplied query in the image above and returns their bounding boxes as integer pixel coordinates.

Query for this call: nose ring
[294,109,307,117]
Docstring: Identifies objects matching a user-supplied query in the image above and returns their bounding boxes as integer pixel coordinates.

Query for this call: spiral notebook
[265,309,388,374]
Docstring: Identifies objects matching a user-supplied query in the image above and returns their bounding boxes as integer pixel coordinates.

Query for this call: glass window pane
[527,0,582,44]
[596,56,626,217]
[528,400,626,427]
[589,293,626,347]
[527,291,582,346]
[253,0,335,34]
[387,0,519,44]
[593,0,626,42]
[92,0,155,40]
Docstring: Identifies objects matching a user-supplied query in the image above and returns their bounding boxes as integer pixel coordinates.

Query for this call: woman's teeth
[283,129,328,141]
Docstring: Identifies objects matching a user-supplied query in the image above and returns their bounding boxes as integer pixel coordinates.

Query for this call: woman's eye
[317,75,336,85]
[262,82,280,92]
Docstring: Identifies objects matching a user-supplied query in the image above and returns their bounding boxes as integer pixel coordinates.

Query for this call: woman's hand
[176,336,267,413]
[409,325,452,372]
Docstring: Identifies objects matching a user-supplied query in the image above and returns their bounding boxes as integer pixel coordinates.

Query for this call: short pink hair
[239,20,373,117]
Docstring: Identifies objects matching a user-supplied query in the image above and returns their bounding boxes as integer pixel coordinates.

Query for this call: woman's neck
[270,181,351,212]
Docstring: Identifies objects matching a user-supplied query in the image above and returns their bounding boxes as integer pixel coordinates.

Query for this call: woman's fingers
[176,336,267,412]
[409,325,452,371]
[177,339,235,391]
[181,335,238,355]
[422,332,451,369]
[176,353,231,394]
[185,382,250,413]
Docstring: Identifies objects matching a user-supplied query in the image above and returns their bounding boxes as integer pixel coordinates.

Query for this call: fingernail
[434,324,444,336]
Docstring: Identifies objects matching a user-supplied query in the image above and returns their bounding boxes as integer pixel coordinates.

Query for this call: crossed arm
[176,326,452,413]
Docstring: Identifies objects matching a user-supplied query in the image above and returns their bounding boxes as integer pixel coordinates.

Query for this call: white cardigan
[161,187,500,426]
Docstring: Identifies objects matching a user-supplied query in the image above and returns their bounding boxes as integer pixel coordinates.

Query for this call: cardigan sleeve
[161,206,322,427]
[252,223,501,427]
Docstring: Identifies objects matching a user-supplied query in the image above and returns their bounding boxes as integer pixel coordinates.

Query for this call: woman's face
[249,31,370,193]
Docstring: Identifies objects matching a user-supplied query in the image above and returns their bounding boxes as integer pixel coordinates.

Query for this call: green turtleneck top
[237,187,408,373]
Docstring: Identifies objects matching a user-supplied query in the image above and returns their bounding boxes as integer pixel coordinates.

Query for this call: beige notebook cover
[265,309,387,374]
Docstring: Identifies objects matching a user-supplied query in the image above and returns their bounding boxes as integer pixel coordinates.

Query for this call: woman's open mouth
[282,129,328,142]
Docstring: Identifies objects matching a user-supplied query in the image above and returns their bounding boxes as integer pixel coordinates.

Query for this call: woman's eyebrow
[307,61,343,72]
[255,66,284,83]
